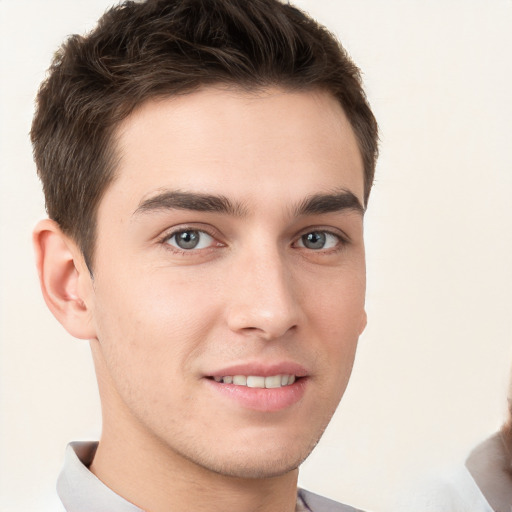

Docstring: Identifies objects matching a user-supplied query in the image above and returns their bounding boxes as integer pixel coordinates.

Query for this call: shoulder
[298,489,365,512]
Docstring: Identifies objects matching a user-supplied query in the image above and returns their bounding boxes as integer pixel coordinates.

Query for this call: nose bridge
[226,239,300,339]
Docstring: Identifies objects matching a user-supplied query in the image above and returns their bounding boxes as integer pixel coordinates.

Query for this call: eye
[296,231,340,250]
[164,229,215,250]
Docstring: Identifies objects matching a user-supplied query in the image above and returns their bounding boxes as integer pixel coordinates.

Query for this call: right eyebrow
[133,190,248,217]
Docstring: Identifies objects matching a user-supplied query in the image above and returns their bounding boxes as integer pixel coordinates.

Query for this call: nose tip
[226,257,301,340]
[227,303,299,340]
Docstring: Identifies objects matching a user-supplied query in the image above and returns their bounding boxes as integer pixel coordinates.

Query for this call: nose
[225,245,302,340]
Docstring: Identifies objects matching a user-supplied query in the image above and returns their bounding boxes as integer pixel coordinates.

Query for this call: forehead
[105,87,364,216]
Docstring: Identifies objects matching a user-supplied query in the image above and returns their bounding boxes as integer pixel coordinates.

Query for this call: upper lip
[207,361,308,378]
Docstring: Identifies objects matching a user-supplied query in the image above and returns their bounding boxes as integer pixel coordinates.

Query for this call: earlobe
[33,219,96,340]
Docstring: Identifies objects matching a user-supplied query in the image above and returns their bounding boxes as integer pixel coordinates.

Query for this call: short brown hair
[31,0,378,270]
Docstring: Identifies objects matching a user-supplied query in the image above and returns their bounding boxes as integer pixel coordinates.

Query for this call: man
[31,0,378,510]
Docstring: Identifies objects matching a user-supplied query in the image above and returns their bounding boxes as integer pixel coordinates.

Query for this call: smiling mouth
[208,374,297,388]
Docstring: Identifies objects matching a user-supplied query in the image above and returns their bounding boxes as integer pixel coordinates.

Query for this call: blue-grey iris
[301,232,326,250]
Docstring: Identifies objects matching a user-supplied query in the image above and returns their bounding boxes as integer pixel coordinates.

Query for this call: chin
[187,434,321,480]
[201,452,303,479]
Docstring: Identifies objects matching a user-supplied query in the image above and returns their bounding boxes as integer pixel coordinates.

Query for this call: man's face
[86,87,367,478]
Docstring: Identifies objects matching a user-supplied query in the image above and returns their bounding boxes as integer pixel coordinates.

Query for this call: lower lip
[204,378,308,412]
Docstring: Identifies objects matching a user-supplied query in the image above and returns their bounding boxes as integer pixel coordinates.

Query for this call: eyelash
[158,226,221,254]
[157,226,349,255]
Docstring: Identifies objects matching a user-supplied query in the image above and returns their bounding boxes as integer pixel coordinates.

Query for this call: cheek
[305,271,365,390]
[308,273,366,336]
[90,270,220,379]
[89,280,220,426]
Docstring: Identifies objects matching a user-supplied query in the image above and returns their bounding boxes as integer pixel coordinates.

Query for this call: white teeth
[212,374,297,388]
[247,376,265,388]
[265,375,282,388]
[233,375,247,385]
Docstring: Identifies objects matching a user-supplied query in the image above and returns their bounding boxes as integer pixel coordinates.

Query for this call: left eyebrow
[293,189,365,217]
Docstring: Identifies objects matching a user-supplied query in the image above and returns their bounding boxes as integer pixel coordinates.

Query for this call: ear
[33,219,96,340]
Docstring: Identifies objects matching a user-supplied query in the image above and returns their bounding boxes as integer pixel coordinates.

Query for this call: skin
[34,87,367,512]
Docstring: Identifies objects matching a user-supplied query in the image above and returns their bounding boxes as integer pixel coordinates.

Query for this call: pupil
[303,232,326,249]
[177,231,199,249]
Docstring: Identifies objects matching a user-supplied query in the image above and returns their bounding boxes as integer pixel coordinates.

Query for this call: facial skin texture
[37,87,367,512]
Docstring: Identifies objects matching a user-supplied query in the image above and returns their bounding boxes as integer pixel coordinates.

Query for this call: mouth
[204,368,307,412]
[208,374,297,388]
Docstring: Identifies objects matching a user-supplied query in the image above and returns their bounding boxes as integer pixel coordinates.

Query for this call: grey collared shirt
[57,441,361,512]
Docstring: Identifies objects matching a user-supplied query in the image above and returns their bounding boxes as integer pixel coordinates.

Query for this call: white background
[1,1,511,511]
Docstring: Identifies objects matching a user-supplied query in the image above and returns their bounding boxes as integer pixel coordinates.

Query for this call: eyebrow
[134,190,248,217]
[294,189,365,216]
[133,188,364,218]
